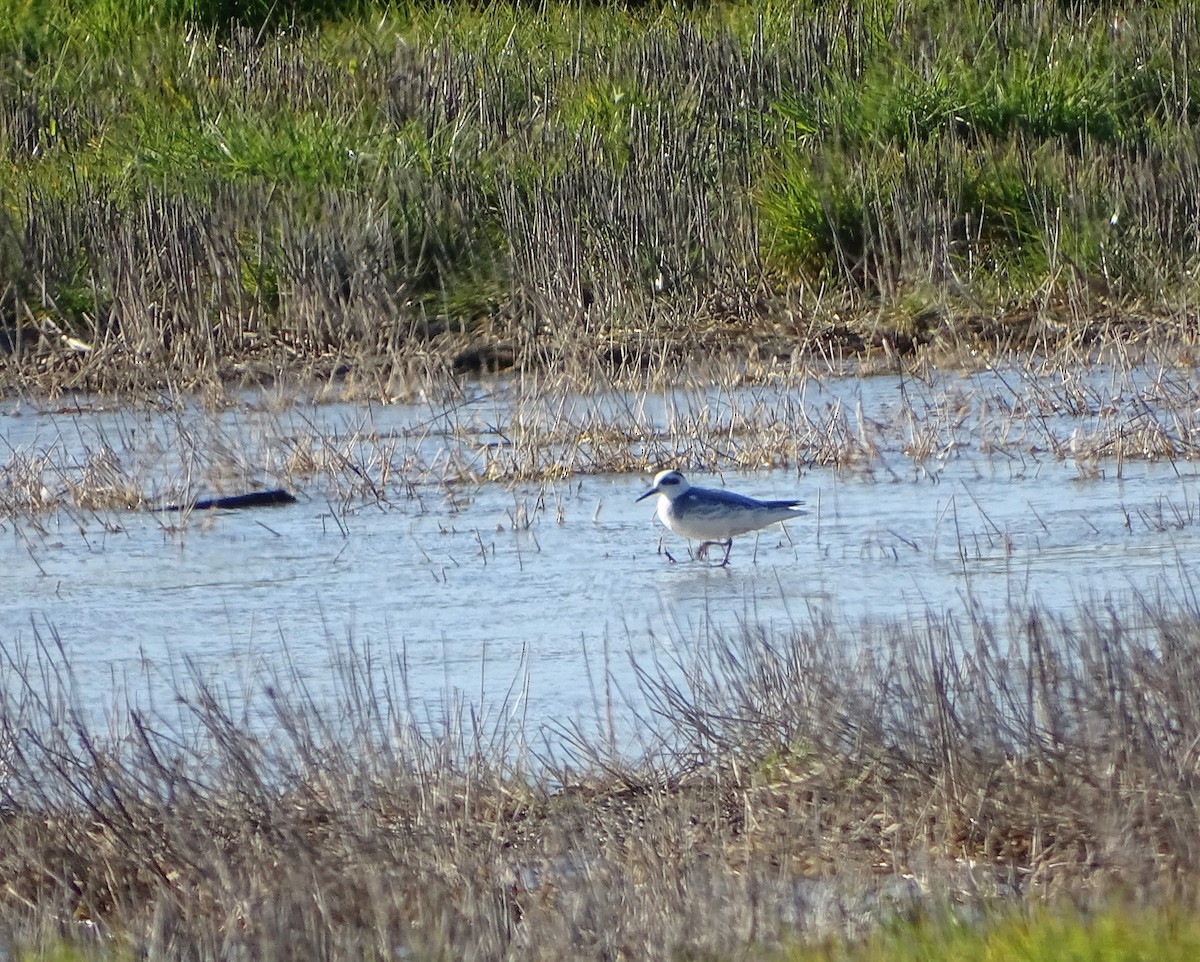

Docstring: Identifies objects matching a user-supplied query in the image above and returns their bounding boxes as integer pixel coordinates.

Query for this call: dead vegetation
[5,351,1200,521]
[3,590,1200,960]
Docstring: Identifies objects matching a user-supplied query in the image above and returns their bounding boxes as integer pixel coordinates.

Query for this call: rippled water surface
[6,363,1200,746]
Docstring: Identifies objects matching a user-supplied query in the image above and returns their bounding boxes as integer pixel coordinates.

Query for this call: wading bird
[636,469,806,566]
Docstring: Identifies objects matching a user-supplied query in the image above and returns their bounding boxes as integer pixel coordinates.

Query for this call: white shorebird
[636,469,806,566]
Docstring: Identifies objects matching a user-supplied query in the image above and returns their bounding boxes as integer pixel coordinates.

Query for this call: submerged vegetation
[6,354,1200,516]
[2,0,1200,390]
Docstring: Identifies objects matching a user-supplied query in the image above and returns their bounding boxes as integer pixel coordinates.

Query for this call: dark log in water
[156,489,298,512]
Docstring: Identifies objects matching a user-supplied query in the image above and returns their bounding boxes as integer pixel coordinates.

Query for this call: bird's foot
[696,540,733,566]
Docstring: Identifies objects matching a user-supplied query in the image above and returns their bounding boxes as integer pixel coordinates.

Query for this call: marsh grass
[7,354,1200,520]
[4,0,1200,392]
[6,588,1200,959]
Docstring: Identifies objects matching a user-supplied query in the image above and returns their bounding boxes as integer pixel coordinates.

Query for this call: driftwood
[156,489,298,513]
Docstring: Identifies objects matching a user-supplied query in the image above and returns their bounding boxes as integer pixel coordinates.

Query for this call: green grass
[5,0,1200,387]
[756,1,1195,301]
[777,904,1200,962]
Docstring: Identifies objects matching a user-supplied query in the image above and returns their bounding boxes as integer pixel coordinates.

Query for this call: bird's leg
[696,540,733,565]
[718,539,733,567]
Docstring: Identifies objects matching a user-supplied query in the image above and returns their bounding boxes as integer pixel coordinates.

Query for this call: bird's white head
[636,469,690,503]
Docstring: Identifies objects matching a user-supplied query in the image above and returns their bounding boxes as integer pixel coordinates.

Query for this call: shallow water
[5,363,1200,750]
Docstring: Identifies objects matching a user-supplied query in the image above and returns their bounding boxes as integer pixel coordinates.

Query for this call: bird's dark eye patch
[661,475,681,486]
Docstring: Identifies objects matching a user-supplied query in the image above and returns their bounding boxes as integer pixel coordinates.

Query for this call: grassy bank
[6,595,1200,958]
[2,0,1200,391]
